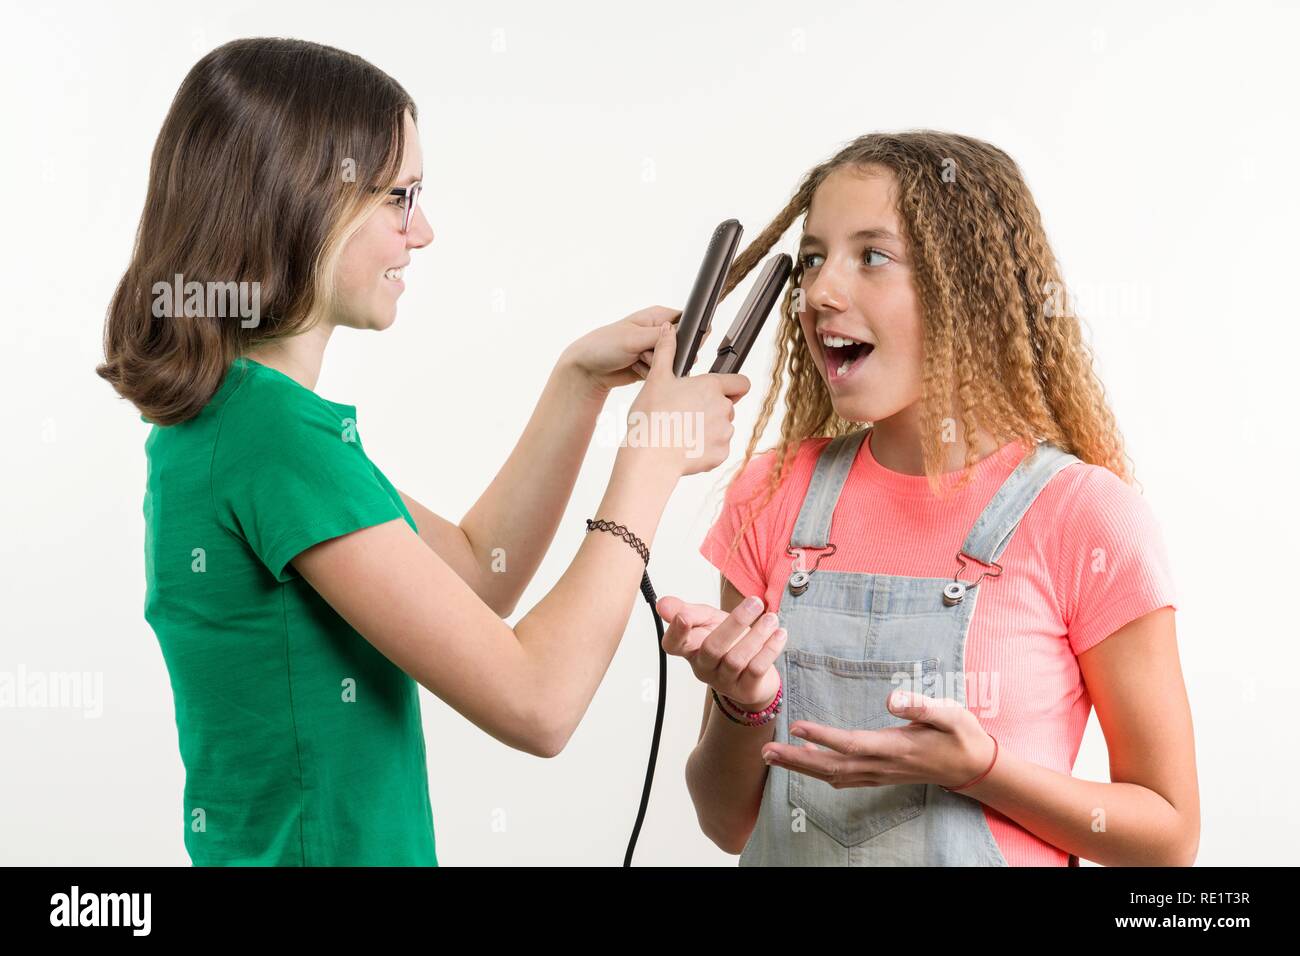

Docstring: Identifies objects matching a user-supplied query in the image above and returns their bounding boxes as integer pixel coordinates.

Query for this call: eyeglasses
[387,180,423,233]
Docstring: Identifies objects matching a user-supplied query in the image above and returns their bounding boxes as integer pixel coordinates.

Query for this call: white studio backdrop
[1,0,1296,865]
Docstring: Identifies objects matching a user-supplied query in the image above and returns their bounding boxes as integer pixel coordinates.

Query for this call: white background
[1,0,1296,866]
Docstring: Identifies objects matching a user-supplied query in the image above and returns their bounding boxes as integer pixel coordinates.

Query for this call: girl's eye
[388,195,406,207]
[799,249,890,270]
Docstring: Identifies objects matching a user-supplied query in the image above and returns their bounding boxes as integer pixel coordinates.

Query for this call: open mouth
[820,333,875,381]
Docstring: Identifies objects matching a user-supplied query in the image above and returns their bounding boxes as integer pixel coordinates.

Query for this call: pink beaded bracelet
[712,673,783,727]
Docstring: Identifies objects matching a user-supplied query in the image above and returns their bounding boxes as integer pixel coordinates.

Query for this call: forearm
[459,354,608,615]
[686,702,774,854]
[513,448,679,753]
[963,748,1196,866]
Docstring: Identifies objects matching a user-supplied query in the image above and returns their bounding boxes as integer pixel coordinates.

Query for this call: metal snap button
[942,581,966,606]
[786,544,835,597]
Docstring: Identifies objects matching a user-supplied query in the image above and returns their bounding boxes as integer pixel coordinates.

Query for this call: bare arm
[684,575,777,854]
[296,447,679,759]
[395,354,617,618]
[292,330,750,759]
[962,607,1200,866]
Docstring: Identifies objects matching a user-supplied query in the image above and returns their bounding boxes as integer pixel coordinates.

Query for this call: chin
[341,308,398,332]
[371,310,398,331]
[828,397,873,424]
[824,383,907,424]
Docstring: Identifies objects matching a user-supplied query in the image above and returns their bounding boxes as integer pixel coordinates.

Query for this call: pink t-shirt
[699,430,1179,866]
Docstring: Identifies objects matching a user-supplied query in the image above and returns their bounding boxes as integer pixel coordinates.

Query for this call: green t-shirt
[142,357,438,866]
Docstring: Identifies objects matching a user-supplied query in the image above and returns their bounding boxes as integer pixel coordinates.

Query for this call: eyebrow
[396,170,423,186]
[800,228,900,246]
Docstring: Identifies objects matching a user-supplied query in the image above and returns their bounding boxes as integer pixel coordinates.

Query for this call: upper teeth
[385,267,404,280]
[821,334,864,348]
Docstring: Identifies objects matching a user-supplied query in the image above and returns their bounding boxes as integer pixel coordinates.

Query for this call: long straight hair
[97,37,416,424]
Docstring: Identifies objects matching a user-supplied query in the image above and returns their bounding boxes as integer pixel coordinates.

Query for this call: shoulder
[218,364,349,436]
[723,436,832,509]
[219,362,338,418]
[1044,458,1175,603]
[211,364,357,471]
[1048,459,1162,543]
[1040,459,1178,652]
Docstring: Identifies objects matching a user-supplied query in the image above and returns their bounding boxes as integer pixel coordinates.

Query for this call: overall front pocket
[785,649,937,847]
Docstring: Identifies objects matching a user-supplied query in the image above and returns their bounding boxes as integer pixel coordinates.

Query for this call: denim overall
[739,429,1082,866]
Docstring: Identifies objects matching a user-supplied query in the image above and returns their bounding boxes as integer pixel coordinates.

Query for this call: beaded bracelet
[585,518,649,565]
[711,672,783,727]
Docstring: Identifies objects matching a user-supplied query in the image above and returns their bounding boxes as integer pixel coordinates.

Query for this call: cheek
[336,258,370,298]
[338,220,403,292]
[797,310,821,365]
[879,281,924,365]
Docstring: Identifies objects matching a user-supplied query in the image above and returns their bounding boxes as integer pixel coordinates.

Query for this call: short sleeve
[211,379,406,583]
[1055,466,1179,656]
[699,450,785,601]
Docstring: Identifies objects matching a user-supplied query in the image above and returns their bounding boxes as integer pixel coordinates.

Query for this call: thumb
[655,594,685,623]
[887,689,958,730]
[647,322,678,381]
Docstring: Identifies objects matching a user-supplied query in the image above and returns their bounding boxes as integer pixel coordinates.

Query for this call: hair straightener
[623,222,794,866]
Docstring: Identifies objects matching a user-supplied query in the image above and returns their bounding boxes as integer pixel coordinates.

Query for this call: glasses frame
[387,180,423,233]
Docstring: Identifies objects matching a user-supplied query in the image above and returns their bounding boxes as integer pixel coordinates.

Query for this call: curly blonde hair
[716,131,1132,556]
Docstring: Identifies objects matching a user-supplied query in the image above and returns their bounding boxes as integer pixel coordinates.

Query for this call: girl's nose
[806,265,848,313]
[406,205,434,248]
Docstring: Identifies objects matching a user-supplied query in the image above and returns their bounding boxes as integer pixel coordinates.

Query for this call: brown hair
[715,131,1132,553]
[96,37,416,424]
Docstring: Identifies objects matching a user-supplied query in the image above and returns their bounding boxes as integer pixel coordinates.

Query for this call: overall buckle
[943,551,1003,606]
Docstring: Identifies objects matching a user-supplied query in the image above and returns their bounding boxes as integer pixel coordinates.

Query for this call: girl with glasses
[97,37,748,866]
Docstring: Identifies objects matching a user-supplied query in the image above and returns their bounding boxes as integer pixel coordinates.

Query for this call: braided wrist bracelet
[585,518,649,564]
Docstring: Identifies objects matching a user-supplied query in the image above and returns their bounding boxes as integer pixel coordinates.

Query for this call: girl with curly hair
[658,131,1197,867]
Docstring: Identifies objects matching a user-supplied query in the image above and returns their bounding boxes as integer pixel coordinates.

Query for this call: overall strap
[961,441,1081,566]
[788,429,869,549]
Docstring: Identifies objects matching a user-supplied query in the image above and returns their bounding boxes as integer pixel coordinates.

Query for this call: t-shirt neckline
[234,356,357,416]
[856,426,1030,498]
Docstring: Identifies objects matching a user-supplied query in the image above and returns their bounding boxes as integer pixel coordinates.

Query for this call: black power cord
[623,569,666,867]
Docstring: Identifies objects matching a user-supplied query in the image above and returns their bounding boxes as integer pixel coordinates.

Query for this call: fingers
[646,322,677,381]
[695,596,767,671]
[657,597,729,656]
[627,324,666,358]
[706,372,751,399]
[788,721,878,757]
[761,741,847,780]
[632,361,649,379]
[762,745,882,786]
[762,733,886,778]
[628,306,682,327]
[888,690,962,730]
[743,627,788,680]
[717,614,783,683]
